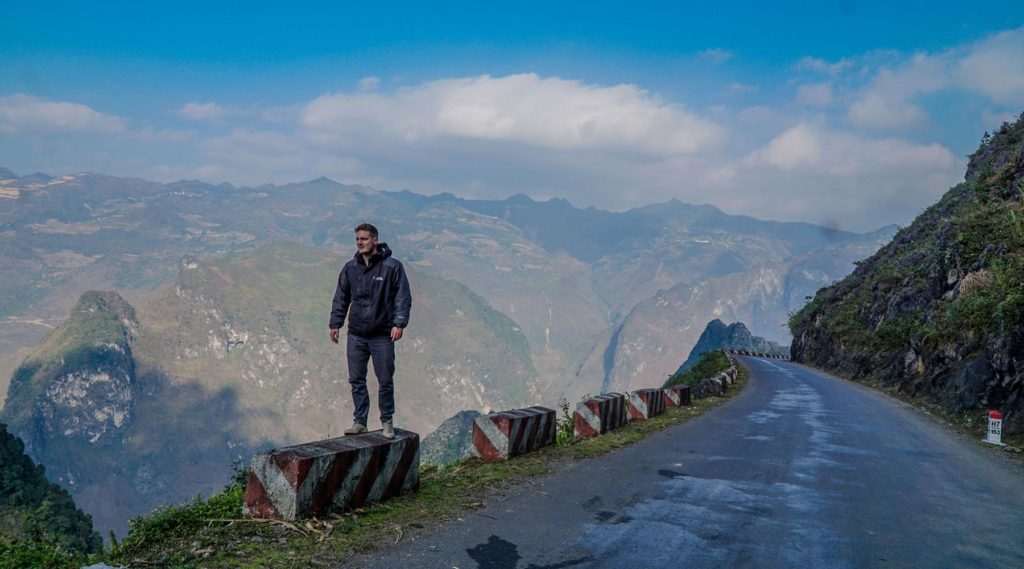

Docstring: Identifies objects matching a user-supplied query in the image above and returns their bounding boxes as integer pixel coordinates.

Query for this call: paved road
[345,357,1024,568]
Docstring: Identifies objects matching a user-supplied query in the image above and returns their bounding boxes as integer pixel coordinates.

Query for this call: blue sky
[2,1,1024,229]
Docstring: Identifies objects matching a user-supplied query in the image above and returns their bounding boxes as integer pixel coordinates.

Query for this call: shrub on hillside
[664,351,729,389]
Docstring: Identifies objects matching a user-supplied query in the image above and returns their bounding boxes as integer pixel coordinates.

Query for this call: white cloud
[301,73,726,156]
[201,129,307,173]
[176,101,300,125]
[700,48,734,63]
[736,123,962,227]
[158,70,971,230]
[357,76,381,92]
[745,123,957,176]
[953,28,1024,104]
[178,102,228,121]
[726,83,758,95]
[797,56,854,76]
[845,27,1024,129]
[796,82,833,107]
[0,94,126,134]
[848,91,927,128]
[744,124,822,170]
[846,54,947,128]
[130,126,197,143]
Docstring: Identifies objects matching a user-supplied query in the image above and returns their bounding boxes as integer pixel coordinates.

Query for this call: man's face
[355,230,378,255]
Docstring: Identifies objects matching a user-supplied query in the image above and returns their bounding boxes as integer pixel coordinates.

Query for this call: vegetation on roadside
[789,113,1024,434]
[98,366,747,569]
[663,350,730,389]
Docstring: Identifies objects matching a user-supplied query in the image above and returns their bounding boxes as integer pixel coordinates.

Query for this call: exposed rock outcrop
[421,410,481,467]
[5,291,138,452]
[676,319,788,374]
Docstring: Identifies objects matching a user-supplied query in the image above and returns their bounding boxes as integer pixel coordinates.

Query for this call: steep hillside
[0,421,101,554]
[791,114,1024,434]
[2,242,539,535]
[675,320,787,373]
[4,291,138,452]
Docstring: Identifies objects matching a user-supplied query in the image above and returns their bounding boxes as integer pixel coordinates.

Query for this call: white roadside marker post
[982,410,1006,446]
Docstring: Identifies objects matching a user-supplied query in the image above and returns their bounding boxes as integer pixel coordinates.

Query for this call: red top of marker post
[989,410,1003,420]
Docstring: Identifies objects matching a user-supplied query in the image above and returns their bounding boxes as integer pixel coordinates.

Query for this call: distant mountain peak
[0,167,17,180]
[506,193,535,204]
[676,319,788,373]
[20,171,54,184]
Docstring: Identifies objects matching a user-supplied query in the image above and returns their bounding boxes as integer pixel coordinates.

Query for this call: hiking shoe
[382,420,395,439]
[344,422,367,435]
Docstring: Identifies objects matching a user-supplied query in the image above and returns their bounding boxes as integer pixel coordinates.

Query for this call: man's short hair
[354,223,379,238]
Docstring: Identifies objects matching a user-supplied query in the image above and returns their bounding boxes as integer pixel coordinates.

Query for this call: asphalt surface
[344,357,1024,568]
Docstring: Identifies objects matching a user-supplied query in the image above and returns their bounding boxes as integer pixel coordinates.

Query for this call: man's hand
[330,328,340,344]
[391,326,404,342]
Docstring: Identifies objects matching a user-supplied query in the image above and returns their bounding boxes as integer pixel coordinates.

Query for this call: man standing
[330,223,411,439]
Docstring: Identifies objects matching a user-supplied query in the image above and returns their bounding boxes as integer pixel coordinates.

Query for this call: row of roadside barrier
[725,349,789,360]
[242,350,746,520]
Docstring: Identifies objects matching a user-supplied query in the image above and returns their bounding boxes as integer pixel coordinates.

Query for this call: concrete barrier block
[628,389,666,420]
[693,377,724,399]
[472,406,556,461]
[663,385,692,407]
[574,393,627,438]
[243,430,419,520]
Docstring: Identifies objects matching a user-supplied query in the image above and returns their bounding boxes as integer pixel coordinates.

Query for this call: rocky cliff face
[791,114,1024,434]
[676,320,787,373]
[5,291,139,453]
[421,410,482,467]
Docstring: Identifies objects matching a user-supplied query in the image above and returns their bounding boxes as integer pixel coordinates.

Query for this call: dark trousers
[347,333,396,425]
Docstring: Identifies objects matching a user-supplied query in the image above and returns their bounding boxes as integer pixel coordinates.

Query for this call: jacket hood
[353,242,393,263]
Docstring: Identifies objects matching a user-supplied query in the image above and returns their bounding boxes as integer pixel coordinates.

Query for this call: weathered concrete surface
[343,357,1024,568]
[693,375,725,398]
[243,429,419,520]
[574,393,627,438]
[472,406,556,461]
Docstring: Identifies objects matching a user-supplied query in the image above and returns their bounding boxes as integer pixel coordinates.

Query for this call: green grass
[102,366,748,568]
[0,539,88,569]
[663,350,730,389]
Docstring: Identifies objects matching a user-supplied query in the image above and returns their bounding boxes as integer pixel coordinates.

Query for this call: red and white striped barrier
[663,385,692,407]
[472,406,556,461]
[574,393,628,438]
[628,389,666,420]
[242,430,420,520]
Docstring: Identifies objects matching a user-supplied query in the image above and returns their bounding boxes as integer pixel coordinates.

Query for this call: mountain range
[0,167,890,533]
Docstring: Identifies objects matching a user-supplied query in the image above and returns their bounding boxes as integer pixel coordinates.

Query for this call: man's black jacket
[330,243,412,337]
